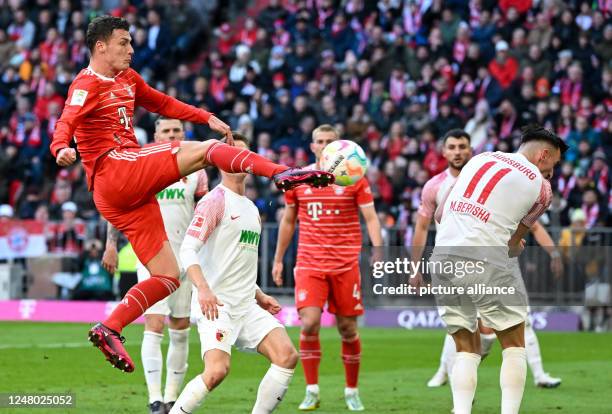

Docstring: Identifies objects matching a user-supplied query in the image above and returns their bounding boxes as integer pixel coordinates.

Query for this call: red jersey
[50,67,212,190]
[285,174,374,273]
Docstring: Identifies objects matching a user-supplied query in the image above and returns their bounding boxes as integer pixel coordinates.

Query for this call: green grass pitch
[0,322,611,413]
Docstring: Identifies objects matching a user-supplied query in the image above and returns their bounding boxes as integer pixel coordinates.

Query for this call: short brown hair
[86,16,130,52]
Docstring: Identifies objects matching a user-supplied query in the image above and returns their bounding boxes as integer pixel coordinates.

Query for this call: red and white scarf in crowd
[558,79,582,109]
[499,113,516,139]
[389,75,405,104]
[402,1,425,35]
[453,39,469,63]
[11,123,41,147]
[589,165,610,195]
[582,202,600,228]
[557,175,576,199]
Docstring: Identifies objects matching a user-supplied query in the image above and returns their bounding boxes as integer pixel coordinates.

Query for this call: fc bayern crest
[216,329,226,342]
[8,227,28,253]
[124,85,134,97]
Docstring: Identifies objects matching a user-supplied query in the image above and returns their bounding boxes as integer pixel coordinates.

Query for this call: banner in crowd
[0,220,47,259]
[0,300,337,327]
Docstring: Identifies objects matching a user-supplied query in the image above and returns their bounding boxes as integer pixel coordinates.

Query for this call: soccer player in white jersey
[415,130,562,391]
[172,133,298,414]
[102,117,208,414]
[430,125,567,414]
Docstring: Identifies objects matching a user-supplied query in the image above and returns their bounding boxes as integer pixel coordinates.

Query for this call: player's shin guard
[104,275,180,333]
[299,332,321,386]
[252,364,294,414]
[500,347,527,414]
[451,352,481,414]
[524,325,545,379]
[342,336,361,389]
[169,375,209,414]
[205,141,287,178]
[142,331,164,404]
[165,328,190,403]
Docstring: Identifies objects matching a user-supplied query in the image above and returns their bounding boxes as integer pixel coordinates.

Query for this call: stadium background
[0,0,611,412]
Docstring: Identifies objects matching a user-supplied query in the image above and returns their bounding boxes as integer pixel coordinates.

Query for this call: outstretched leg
[176,140,334,191]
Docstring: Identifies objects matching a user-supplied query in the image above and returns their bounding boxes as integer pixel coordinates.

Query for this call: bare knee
[452,329,481,354]
[144,315,165,334]
[337,318,358,341]
[271,345,299,369]
[168,317,190,330]
[300,316,321,335]
[203,361,230,390]
[496,322,525,349]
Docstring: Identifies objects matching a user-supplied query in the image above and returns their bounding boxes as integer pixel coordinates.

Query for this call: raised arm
[132,70,232,142]
[272,198,298,287]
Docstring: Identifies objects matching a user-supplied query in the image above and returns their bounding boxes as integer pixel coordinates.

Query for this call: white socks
[441,334,457,375]
[480,333,497,359]
[306,384,320,394]
[524,325,544,380]
[142,331,164,403]
[451,352,481,414]
[165,328,190,403]
[500,347,527,414]
[169,375,209,414]
[252,364,295,414]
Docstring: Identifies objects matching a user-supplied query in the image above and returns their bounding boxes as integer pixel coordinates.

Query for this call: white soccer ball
[320,140,369,186]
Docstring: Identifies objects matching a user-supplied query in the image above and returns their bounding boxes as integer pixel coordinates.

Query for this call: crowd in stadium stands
[0,0,610,258]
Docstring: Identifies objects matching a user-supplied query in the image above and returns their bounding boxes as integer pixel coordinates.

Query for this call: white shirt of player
[180,184,261,315]
[436,152,551,260]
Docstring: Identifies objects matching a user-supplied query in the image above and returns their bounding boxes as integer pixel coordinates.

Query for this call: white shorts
[136,265,192,318]
[196,302,283,357]
[432,255,528,334]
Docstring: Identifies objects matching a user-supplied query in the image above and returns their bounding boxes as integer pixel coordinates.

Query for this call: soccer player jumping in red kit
[50,16,333,373]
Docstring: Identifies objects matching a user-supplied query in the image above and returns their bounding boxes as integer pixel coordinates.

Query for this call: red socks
[205,141,288,178]
[104,275,179,333]
[342,336,361,388]
[299,331,321,385]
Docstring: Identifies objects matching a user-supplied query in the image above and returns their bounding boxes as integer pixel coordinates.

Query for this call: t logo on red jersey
[307,202,323,221]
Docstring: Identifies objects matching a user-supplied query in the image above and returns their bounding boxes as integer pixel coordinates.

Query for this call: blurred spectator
[488,40,519,89]
[8,8,35,50]
[0,203,14,220]
[72,239,114,301]
[51,201,85,254]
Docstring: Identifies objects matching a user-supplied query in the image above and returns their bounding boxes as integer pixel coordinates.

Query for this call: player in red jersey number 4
[50,16,333,373]
[273,125,383,411]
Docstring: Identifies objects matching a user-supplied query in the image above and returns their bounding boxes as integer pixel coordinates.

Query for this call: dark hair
[155,116,183,129]
[86,16,130,52]
[222,132,250,146]
[442,129,471,144]
[520,124,568,154]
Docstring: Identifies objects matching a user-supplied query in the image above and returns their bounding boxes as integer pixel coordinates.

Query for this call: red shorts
[294,264,364,316]
[93,141,182,264]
